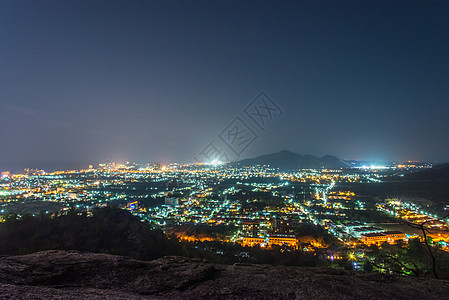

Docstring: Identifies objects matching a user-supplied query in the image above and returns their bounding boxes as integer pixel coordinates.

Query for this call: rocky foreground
[0,250,448,299]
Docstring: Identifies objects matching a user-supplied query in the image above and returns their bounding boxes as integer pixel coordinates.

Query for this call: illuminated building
[242,237,266,247]
[242,220,261,237]
[268,234,298,248]
[361,233,387,245]
[361,231,406,246]
[384,231,406,242]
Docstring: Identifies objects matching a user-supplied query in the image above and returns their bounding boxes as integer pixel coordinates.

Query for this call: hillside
[236,150,349,170]
[402,164,449,181]
[1,250,448,299]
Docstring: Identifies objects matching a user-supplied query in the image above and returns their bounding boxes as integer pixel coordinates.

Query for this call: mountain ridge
[235,150,349,170]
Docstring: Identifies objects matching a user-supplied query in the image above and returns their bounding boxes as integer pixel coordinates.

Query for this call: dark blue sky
[1,0,449,170]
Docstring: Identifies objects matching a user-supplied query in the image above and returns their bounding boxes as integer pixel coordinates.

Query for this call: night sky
[1,1,449,170]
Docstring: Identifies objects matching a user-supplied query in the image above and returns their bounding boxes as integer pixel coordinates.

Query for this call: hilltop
[236,150,349,170]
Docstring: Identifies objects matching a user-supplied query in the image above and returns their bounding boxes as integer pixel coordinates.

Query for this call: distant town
[1,158,448,274]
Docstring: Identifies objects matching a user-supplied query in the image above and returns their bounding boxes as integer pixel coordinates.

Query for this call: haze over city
[1,0,449,171]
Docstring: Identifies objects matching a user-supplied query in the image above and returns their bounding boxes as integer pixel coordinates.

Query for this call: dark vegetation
[364,239,449,279]
[403,164,449,181]
[0,207,177,260]
[340,165,449,213]
[299,225,336,245]
[0,207,319,266]
[168,223,238,239]
[345,181,449,207]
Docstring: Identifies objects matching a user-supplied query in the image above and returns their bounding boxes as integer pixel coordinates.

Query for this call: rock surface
[0,250,448,299]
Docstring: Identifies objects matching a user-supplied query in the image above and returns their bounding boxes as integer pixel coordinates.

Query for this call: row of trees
[0,207,319,266]
[0,207,178,260]
[0,209,343,268]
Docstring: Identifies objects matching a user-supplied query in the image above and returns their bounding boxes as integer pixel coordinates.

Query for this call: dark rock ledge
[0,250,448,299]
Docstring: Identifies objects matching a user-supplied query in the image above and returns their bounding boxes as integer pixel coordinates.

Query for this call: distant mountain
[235,150,349,170]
